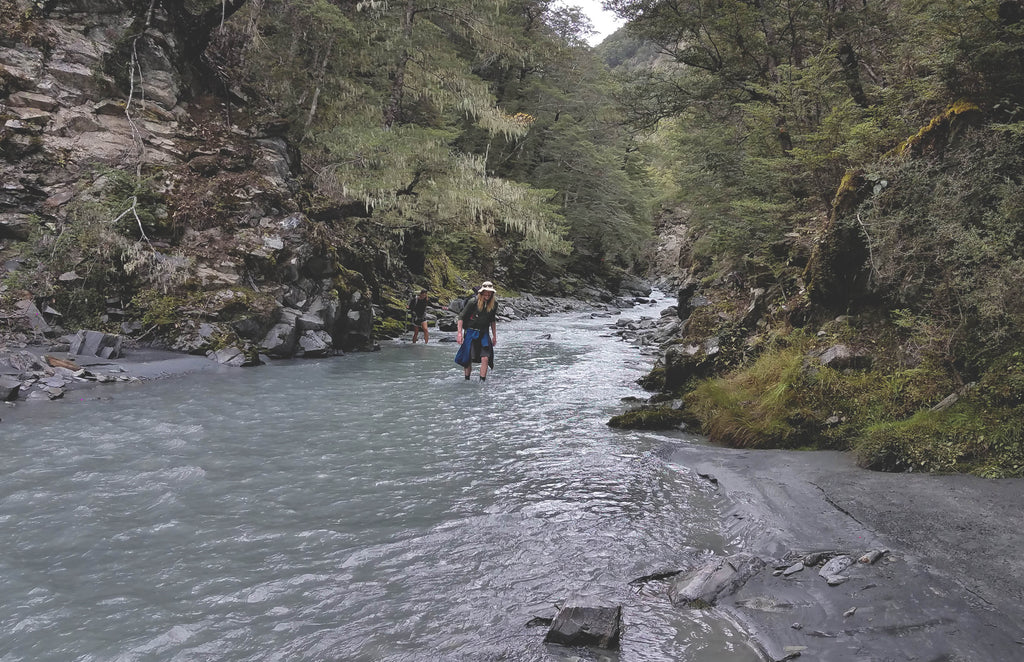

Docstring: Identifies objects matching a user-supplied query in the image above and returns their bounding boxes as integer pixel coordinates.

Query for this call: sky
[554,0,626,46]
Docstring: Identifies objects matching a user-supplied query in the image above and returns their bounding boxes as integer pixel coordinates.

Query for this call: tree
[225,0,570,257]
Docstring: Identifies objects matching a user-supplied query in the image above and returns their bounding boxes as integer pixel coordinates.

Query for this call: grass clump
[683,327,1024,476]
[683,330,956,451]
[855,400,1024,477]
[855,352,1024,476]
[685,344,809,448]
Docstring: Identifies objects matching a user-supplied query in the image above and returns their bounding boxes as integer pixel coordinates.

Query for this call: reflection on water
[0,298,763,661]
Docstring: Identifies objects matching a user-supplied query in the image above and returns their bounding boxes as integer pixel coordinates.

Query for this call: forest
[2,0,1023,475]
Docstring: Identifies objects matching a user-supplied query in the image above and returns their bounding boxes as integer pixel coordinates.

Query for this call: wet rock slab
[669,553,766,607]
[668,444,1024,661]
[543,605,621,650]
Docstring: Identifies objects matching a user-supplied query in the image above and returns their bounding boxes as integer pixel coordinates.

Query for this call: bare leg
[480,356,489,380]
[411,328,419,343]
[422,323,429,344]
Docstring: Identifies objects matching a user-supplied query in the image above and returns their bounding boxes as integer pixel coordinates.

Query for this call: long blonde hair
[475,291,496,313]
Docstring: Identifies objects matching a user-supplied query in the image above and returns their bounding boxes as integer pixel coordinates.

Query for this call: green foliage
[685,344,809,448]
[222,0,586,260]
[677,318,1024,475]
[854,128,1024,373]
[131,290,187,329]
[685,330,957,451]
[607,0,1024,284]
[421,249,477,302]
[7,172,192,328]
[856,400,1024,478]
[374,313,409,340]
[461,8,656,272]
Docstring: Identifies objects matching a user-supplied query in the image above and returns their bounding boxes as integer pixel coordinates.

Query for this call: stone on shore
[669,553,766,607]
[0,376,21,401]
[68,330,123,359]
[818,554,853,578]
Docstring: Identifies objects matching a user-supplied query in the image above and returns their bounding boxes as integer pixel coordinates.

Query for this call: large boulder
[296,330,333,357]
[0,376,21,401]
[261,322,298,358]
[68,330,122,359]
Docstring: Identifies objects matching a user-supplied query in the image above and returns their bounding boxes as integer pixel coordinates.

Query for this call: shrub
[855,401,1024,477]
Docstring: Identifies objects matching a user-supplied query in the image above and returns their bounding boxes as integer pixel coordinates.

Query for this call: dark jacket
[459,298,497,332]
[408,295,428,321]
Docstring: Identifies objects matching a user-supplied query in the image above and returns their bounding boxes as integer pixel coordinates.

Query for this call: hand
[490,336,497,346]
[456,332,463,343]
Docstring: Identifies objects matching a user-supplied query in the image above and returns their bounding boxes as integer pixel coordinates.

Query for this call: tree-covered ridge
[601,0,1024,475]
[605,0,1023,260]
[0,0,655,356]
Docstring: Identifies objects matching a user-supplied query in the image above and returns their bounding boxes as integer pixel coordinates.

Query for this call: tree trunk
[383,0,417,129]
[303,42,332,136]
[837,41,869,108]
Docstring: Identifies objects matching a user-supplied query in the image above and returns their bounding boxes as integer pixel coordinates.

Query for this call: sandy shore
[667,440,1024,661]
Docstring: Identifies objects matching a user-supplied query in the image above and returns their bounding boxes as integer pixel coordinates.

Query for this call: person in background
[408,289,430,343]
[455,281,497,380]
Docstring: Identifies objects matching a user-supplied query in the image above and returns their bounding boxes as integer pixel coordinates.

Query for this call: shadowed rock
[543,605,621,650]
[0,376,20,401]
[68,330,122,359]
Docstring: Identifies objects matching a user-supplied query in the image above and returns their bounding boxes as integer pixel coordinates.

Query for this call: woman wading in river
[455,282,497,380]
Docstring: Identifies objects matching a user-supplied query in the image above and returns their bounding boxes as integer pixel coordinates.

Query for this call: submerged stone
[544,605,621,650]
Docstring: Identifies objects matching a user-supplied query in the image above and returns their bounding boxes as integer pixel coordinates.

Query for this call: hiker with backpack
[408,289,430,343]
[455,281,498,380]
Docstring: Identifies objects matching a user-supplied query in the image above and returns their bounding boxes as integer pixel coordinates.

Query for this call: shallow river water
[0,298,763,661]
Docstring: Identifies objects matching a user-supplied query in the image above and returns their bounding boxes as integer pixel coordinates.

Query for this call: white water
[0,298,763,661]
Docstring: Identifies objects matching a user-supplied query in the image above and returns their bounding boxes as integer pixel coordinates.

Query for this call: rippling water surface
[0,298,762,661]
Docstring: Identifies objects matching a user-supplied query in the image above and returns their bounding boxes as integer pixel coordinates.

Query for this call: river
[0,298,764,661]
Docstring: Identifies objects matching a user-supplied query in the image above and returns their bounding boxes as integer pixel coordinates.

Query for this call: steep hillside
[605,1,1024,476]
[1,0,655,359]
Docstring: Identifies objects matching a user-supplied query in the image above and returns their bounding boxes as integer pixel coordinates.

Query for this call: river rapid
[0,298,764,661]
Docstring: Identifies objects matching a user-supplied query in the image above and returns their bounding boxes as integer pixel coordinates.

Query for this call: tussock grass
[686,345,808,448]
[685,334,959,452]
[856,402,1024,477]
[685,338,1024,476]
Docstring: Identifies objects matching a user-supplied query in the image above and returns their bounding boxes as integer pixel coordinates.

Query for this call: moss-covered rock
[896,100,982,158]
[607,406,688,430]
[804,169,871,311]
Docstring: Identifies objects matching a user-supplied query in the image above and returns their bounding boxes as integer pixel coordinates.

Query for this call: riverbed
[0,299,768,661]
[4,299,1024,662]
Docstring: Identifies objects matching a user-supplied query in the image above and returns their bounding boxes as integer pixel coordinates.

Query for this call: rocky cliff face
[0,0,374,359]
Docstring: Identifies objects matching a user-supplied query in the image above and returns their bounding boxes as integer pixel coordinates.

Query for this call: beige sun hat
[479,281,496,293]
